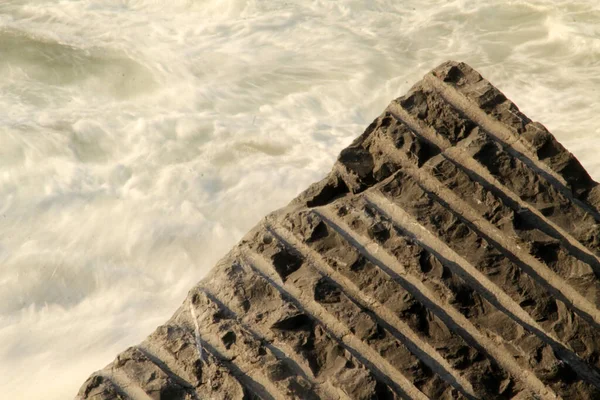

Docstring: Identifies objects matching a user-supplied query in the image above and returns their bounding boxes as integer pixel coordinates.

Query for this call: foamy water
[1,0,599,398]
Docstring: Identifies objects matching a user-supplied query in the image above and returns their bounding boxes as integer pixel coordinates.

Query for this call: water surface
[1,1,599,398]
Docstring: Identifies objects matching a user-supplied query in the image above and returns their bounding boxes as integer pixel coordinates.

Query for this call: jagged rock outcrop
[77,61,600,400]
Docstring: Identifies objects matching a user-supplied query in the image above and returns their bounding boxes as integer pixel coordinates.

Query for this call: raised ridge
[77,61,600,400]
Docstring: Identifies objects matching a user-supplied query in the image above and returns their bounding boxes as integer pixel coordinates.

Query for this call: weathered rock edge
[77,61,600,400]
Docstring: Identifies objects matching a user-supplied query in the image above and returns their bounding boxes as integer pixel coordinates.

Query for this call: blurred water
[0,1,599,398]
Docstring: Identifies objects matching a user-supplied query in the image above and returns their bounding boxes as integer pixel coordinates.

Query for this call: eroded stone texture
[77,62,600,400]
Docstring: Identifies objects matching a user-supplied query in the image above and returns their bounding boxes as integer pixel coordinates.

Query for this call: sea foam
[1,0,599,398]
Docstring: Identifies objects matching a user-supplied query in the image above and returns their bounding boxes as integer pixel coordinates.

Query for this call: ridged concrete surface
[77,61,600,400]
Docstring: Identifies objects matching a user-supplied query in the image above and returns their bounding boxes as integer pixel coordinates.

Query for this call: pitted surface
[77,62,600,400]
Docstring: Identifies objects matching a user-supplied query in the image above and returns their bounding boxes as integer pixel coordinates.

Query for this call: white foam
[1,0,600,398]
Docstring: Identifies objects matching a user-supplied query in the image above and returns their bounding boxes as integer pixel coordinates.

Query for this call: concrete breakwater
[77,62,600,400]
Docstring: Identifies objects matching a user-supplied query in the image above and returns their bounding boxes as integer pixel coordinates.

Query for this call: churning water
[1,0,599,398]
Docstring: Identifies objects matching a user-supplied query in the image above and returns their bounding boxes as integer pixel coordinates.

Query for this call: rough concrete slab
[77,61,600,400]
